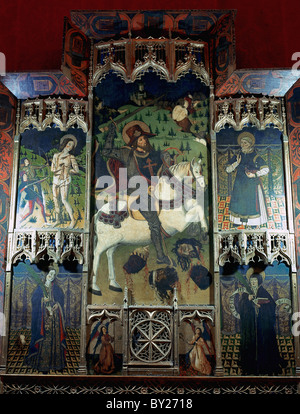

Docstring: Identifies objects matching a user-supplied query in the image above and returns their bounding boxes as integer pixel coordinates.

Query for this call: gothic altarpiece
[0,10,299,394]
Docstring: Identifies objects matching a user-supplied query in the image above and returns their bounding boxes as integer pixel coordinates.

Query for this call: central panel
[89,68,212,307]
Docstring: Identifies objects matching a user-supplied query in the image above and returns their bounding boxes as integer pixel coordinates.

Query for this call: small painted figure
[226,132,269,227]
[239,272,286,375]
[172,95,197,133]
[171,95,207,144]
[18,157,49,225]
[26,267,66,373]
[51,134,79,228]
[94,325,115,374]
[188,326,213,375]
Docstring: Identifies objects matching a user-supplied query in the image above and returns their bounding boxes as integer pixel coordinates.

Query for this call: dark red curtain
[0,0,298,72]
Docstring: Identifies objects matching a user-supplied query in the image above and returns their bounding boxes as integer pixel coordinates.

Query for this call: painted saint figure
[102,120,174,266]
[94,325,115,374]
[226,132,269,227]
[239,272,286,375]
[188,326,213,375]
[51,134,79,228]
[26,267,66,373]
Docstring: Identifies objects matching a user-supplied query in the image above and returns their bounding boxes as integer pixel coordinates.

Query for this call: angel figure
[182,321,215,375]
[88,321,115,374]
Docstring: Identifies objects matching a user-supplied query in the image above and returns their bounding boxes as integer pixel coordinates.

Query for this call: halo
[48,263,59,274]
[246,267,265,283]
[122,120,151,145]
[193,322,204,333]
[237,131,255,147]
[100,324,108,333]
[60,134,77,149]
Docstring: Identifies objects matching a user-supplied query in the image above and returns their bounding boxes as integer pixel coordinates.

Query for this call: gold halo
[246,267,265,283]
[60,134,77,148]
[194,326,203,333]
[237,131,255,147]
[122,120,151,145]
[44,263,59,277]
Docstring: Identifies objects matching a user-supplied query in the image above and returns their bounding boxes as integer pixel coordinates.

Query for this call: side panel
[0,84,15,339]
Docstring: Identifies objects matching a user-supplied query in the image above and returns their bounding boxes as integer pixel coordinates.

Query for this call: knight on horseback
[102,120,174,267]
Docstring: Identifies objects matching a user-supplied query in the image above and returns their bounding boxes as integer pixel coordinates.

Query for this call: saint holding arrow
[18,157,50,225]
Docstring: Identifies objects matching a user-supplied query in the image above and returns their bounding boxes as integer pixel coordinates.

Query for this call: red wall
[0,0,299,73]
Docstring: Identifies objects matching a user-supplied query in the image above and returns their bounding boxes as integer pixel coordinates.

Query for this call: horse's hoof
[89,286,102,296]
[109,284,123,292]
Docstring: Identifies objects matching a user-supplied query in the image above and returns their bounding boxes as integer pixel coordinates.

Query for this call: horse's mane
[169,161,190,177]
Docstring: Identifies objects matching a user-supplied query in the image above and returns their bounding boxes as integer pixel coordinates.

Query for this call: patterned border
[216,69,300,97]
[70,9,236,91]
[0,72,85,100]
[0,85,15,308]
[1,376,299,395]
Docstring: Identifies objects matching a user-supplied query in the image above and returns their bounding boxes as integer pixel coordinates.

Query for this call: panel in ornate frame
[1,90,92,374]
[211,86,300,378]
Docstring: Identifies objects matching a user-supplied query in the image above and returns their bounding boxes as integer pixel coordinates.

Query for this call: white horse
[90,158,208,295]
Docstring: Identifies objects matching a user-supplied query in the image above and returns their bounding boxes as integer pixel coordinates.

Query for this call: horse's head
[190,158,205,189]
[168,158,206,190]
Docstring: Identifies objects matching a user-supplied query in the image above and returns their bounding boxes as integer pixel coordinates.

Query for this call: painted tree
[185,142,191,153]
[168,127,176,138]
